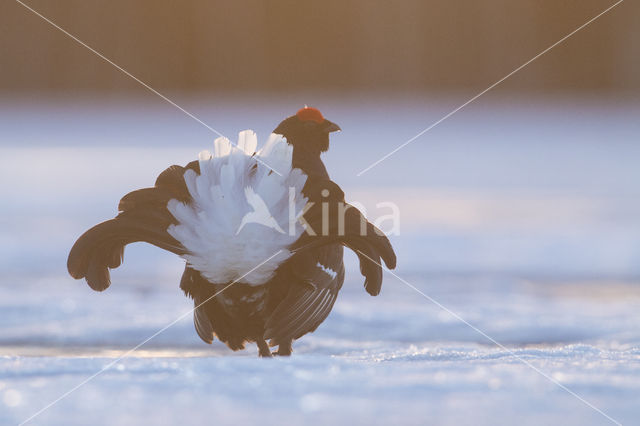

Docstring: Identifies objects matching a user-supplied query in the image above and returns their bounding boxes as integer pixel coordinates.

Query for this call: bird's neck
[292,146,329,179]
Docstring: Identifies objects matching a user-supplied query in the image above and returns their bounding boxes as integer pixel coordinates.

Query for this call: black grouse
[67,107,397,357]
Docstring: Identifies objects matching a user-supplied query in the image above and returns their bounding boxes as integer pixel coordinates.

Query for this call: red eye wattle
[296,106,324,123]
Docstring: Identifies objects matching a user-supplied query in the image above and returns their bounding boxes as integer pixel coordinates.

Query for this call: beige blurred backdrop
[1,0,637,95]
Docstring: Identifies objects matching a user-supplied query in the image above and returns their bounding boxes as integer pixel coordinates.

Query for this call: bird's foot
[257,339,273,358]
[273,341,293,356]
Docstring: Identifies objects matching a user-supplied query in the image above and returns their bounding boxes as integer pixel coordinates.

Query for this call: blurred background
[1,0,639,94]
[1,1,639,424]
[1,0,638,277]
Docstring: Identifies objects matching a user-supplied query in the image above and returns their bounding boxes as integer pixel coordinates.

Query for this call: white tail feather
[167,131,308,286]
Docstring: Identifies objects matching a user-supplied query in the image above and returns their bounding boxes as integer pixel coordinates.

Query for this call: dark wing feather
[67,162,199,291]
[292,179,397,296]
[179,265,252,350]
[193,305,215,344]
[264,245,345,343]
[264,286,338,343]
[180,266,214,344]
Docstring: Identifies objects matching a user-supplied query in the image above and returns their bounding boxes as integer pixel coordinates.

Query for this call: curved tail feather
[67,211,187,291]
[67,163,196,291]
[291,199,396,296]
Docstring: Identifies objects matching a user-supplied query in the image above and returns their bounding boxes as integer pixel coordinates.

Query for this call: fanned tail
[67,211,186,291]
[67,163,197,291]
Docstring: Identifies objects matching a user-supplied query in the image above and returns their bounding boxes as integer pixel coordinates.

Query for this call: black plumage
[67,107,396,356]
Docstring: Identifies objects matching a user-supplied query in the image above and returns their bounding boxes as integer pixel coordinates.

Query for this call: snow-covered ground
[1,96,639,425]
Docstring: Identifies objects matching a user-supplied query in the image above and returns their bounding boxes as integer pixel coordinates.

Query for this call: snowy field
[1,96,639,425]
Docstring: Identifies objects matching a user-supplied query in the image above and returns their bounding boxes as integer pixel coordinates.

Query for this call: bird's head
[273,106,341,153]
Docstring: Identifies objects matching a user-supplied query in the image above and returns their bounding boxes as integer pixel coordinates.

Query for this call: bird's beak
[324,120,341,133]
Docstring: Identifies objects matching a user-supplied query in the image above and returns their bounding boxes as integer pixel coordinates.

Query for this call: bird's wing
[67,162,199,291]
[263,177,396,344]
[179,265,250,350]
[264,245,344,344]
[291,179,397,296]
[179,266,214,344]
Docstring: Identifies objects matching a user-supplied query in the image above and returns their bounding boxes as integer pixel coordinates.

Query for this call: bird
[67,106,397,357]
[236,187,285,235]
